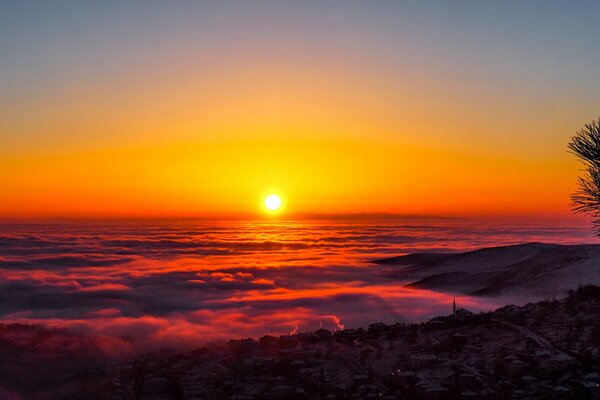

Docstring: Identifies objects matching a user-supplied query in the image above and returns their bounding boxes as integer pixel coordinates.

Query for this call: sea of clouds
[0,218,592,349]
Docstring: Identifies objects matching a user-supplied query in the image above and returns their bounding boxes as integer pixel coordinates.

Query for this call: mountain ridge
[375,242,600,297]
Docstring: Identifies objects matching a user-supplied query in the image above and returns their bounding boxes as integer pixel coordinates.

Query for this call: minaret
[453,297,456,316]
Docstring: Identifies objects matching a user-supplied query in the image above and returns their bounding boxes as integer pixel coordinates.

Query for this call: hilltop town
[3,286,600,400]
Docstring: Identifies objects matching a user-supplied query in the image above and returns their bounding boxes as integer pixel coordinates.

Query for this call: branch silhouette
[568,118,600,234]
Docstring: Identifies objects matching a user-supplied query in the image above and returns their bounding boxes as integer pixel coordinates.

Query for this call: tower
[453,297,456,316]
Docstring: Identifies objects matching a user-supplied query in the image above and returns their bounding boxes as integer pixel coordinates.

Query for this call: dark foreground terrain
[2,286,600,399]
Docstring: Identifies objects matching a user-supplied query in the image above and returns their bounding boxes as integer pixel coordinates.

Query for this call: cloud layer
[0,219,591,349]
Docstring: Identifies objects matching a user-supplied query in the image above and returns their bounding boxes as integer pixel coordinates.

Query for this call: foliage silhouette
[568,118,600,234]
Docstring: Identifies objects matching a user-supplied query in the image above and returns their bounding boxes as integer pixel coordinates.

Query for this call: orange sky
[2,2,599,219]
[0,135,581,218]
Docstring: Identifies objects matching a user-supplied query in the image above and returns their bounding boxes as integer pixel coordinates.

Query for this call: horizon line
[0,211,588,224]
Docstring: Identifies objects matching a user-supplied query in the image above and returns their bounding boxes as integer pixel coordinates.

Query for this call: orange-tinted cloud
[0,220,590,349]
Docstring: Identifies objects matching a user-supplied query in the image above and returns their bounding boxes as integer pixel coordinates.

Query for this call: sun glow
[264,194,283,212]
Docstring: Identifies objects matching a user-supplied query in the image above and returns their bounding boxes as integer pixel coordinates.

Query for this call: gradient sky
[2,1,600,218]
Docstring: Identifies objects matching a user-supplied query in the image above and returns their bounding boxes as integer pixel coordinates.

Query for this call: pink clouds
[78,283,131,291]
[0,218,591,350]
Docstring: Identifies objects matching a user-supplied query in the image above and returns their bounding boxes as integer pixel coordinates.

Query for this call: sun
[264,194,282,212]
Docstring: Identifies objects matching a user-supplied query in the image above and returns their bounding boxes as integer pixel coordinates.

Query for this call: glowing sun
[264,194,282,212]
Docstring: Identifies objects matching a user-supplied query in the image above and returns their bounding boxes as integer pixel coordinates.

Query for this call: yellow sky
[0,135,579,218]
[0,66,586,218]
[2,2,599,219]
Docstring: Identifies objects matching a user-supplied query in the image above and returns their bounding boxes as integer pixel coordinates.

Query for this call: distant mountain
[376,243,600,297]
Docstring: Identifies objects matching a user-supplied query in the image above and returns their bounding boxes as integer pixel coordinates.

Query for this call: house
[420,383,451,400]
[395,370,416,386]
[551,385,572,399]
[540,353,575,373]
[353,374,370,386]
[521,375,537,386]
[409,353,438,368]
[505,357,527,375]
[459,390,479,399]
[456,372,477,389]
[269,385,296,400]
[583,372,600,382]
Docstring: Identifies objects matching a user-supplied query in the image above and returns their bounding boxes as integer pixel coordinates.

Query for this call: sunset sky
[2,1,600,218]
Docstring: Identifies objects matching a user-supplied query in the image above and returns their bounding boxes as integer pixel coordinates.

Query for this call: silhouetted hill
[5,286,600,399]
[376,243,600,297]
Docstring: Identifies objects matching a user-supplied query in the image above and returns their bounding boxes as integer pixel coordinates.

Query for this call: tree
[568,118,600,234]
